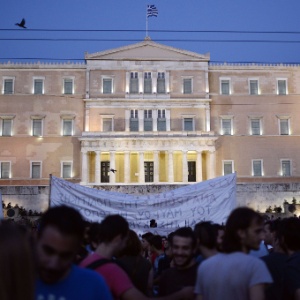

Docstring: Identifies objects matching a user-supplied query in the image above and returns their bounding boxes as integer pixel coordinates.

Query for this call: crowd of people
[1,204,300,300]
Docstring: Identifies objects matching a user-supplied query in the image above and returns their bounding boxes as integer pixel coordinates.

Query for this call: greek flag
[147,5,158,17]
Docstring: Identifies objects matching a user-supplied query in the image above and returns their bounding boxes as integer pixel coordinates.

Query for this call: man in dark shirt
[158,227,197,299]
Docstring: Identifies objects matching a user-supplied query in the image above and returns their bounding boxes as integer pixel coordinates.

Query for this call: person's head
[149,234,163,253]
[264,220,274,246]
[0,220,35,300]
[222,207,264,253]
[194,221,217,251]
[36,205,85,284]
[141,232,154,250]
[97,214,129,255]
[118,229,143,257]
[170,227,196,269]
[277,217,300,254]
[213,223,225,251]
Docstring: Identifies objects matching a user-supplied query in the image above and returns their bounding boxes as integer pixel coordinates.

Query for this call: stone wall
[2,182,300,215]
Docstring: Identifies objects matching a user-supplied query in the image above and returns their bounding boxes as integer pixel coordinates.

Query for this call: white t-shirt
[194,252,272,300]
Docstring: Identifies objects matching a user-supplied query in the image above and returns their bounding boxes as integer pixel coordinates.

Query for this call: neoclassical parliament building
[1,39,300,211]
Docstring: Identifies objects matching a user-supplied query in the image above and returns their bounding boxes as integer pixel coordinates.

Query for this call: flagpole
[146,5,148,37]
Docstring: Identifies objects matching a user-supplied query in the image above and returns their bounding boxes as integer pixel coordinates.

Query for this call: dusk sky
[1,0,300,63]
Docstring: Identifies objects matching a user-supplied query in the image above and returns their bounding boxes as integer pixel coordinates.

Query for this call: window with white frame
[157,109,166,131]
[63,78,74,95]
[62,119,73,136]
[144,110,153,131]
[183,78,192,94]
[249,79,259,95]
[144,72,152,94]
[0,162,10,179]
[130,72,139,94]
[220,79,230,95]
[183,117,194,131]
[250,118,261,135]
[277,79,287,95]
[130,109,139,131]
[62,162,72,178]
[252,160,263,176]
[103,77,113,94]
[101,115,114,132]
[3,78,14,94]
[1,117,14,136]
[157,72,165,94]
[223,160,234,175]
[279,118,290,135]
[33,78,44,95]
[281,160,291,176]
[221,117,233,135]
[31,162,41,179]
[31,118,43,137]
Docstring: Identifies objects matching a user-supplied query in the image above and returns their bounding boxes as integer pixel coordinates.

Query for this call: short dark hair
[170,227,196,248]
[118,230,142,257]
[149,235,163,250]
[222,207,263,253]
[38,205,85,243]
[278,217,300,252]
[98,215,129,243]
[194,221,217,249]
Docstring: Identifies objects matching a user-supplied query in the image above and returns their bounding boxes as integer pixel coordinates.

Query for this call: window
[103,78,113,94]
[279,119,289,135]
[183,118,194,131]
[223,161,234,175]
[144,72,152,94]
[249,79,259,95]
[102,117,113,132]
[64,78,73,94]
[1,119,12,136]
[34,78,44,94]
[144,110,153,131]
[157,109,166,131]
[250,119,261,135]
[31,162,41,179]
[0,162,10,179]
[277,79,287,95]
[220,79,230,95]
[62,119,73,136]
[157,72,165,94]
[62,162,72,178]
[130,72,139,94]
[221,118,233,135]
[32,119,42,137]
[281,160,291,176]
[252,160,263,176]
[183,78,192,94]
[3,78,14,94]
[130,109,139,131]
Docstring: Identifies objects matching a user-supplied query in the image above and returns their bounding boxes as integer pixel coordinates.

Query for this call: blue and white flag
[147,5,158,17]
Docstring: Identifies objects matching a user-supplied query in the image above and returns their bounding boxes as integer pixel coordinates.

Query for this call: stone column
[138,109,144,132]
[81,150,88,184]
[152,109,158,132]
[110,151,116,184]
[154,150,159,183]
[124,151,130,183]
[125,110,130,132]
[138,72,143,93]
[152,72,158,94]
[205,103,211,132]
[95,151,101,184]
[182,150,188,183]
[168,151,174,183]
[208,150,216,179]
[196,151,203,182]
[166,109,171,131]
[139,151,145,183]
[165,72,170,93]
[85,108,90,132]
[125,72,130,93]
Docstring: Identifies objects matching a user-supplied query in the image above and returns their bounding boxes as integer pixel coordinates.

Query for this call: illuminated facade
[1,39,300,211]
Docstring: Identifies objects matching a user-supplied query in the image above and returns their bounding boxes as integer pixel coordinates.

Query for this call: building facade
[1,39,300,212]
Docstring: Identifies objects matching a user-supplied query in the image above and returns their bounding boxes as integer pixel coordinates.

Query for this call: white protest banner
[50,173,236,233]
